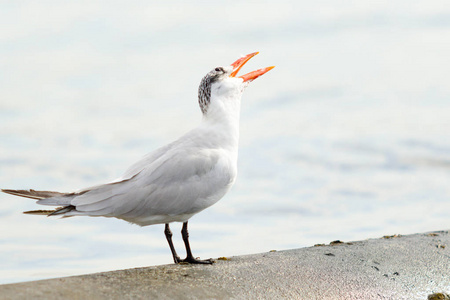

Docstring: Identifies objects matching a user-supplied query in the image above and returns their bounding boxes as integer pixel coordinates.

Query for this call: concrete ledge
[1,231,449,299]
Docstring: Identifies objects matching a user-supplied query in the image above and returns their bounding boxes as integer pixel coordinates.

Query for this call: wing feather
[10,130,237,226]
[67,147,235,222]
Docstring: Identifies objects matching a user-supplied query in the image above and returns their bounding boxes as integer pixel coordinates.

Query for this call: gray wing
[42,141,236,223]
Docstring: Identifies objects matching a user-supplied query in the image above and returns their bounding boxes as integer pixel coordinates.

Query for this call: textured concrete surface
[1,231,449,299]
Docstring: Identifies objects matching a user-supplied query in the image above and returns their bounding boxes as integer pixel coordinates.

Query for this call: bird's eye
[215,67,223,72]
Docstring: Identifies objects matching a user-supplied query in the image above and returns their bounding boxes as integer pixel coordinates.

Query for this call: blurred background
[1,0,450,284]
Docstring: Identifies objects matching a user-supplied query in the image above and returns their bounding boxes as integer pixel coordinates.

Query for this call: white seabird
[2,52,274,264]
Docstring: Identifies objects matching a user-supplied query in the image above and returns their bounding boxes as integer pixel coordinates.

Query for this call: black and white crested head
[198,66,232,114]
[197,53,275,116]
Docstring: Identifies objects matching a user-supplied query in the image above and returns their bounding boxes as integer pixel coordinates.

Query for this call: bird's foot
[172,255,182,264]
[177,256,215,265]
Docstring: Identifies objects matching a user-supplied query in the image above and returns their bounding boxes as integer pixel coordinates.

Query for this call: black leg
[180,221,214,264]
[164,223,181,264]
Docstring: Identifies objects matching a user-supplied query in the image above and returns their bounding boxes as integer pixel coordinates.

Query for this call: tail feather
[24,209,60,215]
[23,206,76,216]
[2,189,65,200]
[3,188,76,217]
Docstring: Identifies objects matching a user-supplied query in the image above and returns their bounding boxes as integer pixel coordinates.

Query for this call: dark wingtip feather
[2,189,65,200]
[23,210,55,215]
[23,205,76,216]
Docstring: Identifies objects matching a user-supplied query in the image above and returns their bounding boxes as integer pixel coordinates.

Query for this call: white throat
[199,86,243,151]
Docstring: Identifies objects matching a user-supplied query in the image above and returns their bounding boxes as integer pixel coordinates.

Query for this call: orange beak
[229,52,275,82]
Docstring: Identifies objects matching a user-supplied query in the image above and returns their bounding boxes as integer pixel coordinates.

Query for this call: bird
[2,52,274,264]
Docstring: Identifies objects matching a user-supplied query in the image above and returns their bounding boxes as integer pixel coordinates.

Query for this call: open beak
[229,52,275,82]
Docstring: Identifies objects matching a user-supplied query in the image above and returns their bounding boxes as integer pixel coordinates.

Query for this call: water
[1,1,450,284]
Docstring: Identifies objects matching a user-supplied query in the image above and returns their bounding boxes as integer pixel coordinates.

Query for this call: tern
[2,52,274,264]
